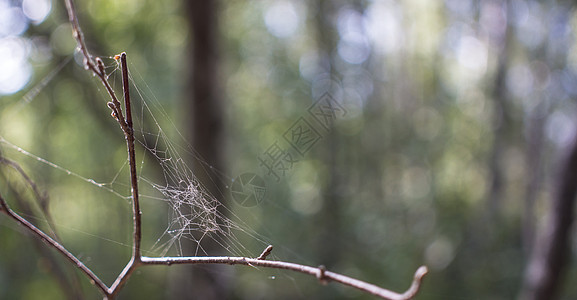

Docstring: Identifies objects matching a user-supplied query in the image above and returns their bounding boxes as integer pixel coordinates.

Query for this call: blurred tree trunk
[169,0,229,299]
[521,46,548,254]
[522,107,546,254]
[312,0,343,274]
[487,61,507,217]
[519,130,577,299]
[186,0,224,198]
[487,0,513,220]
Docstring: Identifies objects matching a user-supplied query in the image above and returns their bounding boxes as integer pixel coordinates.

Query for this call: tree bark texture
[519,131,577,300]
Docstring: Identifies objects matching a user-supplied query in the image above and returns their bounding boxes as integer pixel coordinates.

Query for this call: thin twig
[0,157,59,239]
[141,254,428,300]
[64,1,142,297]
[120,52,142,261]
[0,158,84,299]
[1,190,427,300]
[0,194,109,295]
[120,53,134,130]
[107,256,141,299]
[104,52,143,299]
[64,0,128,133]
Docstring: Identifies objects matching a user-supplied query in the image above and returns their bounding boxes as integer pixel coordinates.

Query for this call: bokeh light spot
[264,1,300,39]
[22,0,52,24]
[0,37,32,95]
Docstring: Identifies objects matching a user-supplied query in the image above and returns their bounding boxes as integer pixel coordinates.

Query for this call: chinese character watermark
[283,117,322,156]
[230,172,266,207]
[257,141,299,182]
[308,93,346,130]
[232,92,347,206]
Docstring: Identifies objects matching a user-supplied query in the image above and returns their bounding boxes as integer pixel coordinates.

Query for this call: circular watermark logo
[230,172,266,207]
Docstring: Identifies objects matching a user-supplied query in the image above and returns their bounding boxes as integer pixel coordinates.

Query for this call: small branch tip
[95,57,104,75]
[257,245,273,260]
[416,265,428,279]
[317,265,329,285]
[399,265,428,300]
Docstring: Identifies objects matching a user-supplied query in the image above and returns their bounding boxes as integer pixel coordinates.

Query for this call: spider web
[136,115,253,257]
[1,55,270,259]
[120,57,275,258]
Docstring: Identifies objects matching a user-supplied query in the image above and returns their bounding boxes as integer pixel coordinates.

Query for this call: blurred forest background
[1,0,577,299]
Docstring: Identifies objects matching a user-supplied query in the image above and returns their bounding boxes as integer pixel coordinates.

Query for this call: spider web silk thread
[120,60,270,257]
[1,56,270,259]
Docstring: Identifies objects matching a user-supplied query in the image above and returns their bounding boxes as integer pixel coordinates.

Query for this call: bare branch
[64,1,143,296]
[119,52,142,262]
[0,157,83,299]
[107,257,141,298]
[101,52,144,299]
[63,0,128,133]
[0,156,58,238]
[141,254,428,300]
[0,194,109,295]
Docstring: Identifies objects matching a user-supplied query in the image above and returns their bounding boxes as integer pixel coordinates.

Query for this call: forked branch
[0,0,430,299]
[0,195,109,295]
